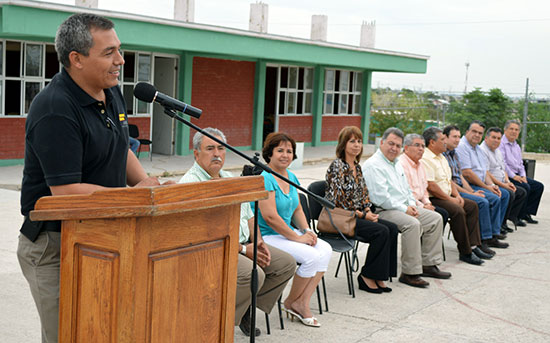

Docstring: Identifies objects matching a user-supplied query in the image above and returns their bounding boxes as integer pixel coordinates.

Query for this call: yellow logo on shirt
[119,113,126,121]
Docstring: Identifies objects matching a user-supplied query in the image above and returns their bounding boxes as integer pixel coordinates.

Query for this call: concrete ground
[1,147,549,342]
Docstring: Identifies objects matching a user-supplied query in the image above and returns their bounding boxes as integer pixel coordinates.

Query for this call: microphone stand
[163,108,334,342]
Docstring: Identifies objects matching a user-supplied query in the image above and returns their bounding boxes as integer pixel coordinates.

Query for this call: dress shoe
[478,243,496,256]
[357,275,383,294]
[421,265,452,279]
[459,253,484,265]
[398,273,429,288]
[523,214,538,224]
[484,238,509,249]
[494,233,507,240]
[514,219,527,227]
[239,306,261,337]
[501,224,514,233]
[472,247,493,260]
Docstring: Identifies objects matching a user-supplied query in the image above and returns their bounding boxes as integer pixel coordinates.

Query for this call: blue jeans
[468,186,510,236]
[460,192,494,240]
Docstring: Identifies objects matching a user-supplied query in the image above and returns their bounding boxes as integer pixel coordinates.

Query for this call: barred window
[1,40,60,115]
[277,66,314,115]
[323,69,362,115]
[121,52,152,115]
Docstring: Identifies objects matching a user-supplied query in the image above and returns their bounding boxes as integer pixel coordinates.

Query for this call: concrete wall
[189,57,255,148]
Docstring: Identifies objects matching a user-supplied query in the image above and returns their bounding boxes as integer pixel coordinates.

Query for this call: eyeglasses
[411,143,425,148]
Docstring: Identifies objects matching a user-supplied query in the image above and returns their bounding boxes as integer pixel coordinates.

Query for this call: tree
[447,88,514,133]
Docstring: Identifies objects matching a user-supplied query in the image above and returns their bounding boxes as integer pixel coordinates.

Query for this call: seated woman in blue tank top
[253,132,332,328]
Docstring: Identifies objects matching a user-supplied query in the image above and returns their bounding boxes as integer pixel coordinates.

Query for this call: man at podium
[17,13,164,343]
[179,128,296,337]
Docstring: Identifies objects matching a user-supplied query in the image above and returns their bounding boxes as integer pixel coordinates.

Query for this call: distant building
[0,1,428,165]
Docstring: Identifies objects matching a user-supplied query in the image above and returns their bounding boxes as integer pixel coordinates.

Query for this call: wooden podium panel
[31,177,267,343]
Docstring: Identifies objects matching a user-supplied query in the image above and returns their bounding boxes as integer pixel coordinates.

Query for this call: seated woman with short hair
[255,132,332,328]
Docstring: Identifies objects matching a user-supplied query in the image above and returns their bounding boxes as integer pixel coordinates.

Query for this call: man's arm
[427,181,453,201]
[126,150,161,187]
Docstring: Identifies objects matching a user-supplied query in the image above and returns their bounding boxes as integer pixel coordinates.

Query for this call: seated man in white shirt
[179,128,296,337]
[363,127,449,289]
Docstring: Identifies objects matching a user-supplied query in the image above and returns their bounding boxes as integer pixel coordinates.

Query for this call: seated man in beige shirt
[421,127,490,264]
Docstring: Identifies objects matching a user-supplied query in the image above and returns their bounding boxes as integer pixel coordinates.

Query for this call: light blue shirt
[361,150,416,213]
[455,136,488,182]
[179,161,254,244]
[252,170,300,237]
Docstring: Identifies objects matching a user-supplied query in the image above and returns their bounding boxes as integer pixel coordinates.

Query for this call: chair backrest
[128,124,139,138]
[291,193,311,229]
[307,180,327,222]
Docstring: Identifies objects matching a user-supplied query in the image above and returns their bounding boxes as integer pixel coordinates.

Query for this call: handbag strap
[324,208,359,271]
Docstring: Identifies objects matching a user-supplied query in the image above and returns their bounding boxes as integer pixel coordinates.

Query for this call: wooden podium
[30,176,267,343]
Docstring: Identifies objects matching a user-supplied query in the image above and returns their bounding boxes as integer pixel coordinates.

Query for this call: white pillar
[311,15,328,41]
[249,2,268,33]
[360,20,376,48]
[74,0,98,8]
[174,0,195,22]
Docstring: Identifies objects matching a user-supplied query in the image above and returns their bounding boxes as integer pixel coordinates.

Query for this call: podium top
[30,176,267,221]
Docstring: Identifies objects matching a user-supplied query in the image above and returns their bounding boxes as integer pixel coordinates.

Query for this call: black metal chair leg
[335,253,343,278]
[265,312,271,335]
[344,251,352,296]
[348,252,355,298]
[315,285,323,315]
[321,276,328,312]
[277,297,284,330]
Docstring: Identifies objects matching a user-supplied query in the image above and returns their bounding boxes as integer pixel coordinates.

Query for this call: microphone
[133,82,202,118]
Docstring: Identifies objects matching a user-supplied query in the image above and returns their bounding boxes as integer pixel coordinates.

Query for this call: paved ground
[1,147,549,342]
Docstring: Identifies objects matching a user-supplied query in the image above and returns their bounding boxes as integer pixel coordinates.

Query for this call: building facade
[0,1,428,165]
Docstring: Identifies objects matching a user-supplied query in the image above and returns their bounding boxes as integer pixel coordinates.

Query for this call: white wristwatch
[240,244,247,255]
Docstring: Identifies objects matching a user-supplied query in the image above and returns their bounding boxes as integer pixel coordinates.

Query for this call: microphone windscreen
[133,82,157,103]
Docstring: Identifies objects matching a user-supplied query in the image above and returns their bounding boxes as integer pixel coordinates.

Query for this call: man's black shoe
[478,243,496,256]
[484,238,509,249]
[495,233,507,240]
[473,247,493,260]
[239,307,261,337]
[524,214,538,224]
[515,219,527,227]
[501,224,514,233]
[459,253,484,265]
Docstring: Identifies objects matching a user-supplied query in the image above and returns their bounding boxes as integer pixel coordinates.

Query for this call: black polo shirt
[20,68,130,241]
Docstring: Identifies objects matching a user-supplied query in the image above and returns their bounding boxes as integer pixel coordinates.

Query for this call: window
[1,40,60,115]
[0,40,155,117]
[120,52,152,115]
[323,69,362,115]
[277,66,314,115]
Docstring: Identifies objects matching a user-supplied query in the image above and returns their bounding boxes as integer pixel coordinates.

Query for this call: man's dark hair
[467,120,486,131]
[381,127,404,141]
[422,127,443,147]
[55,13,115,68]
[443,125,460,137]
[486,127,503,136]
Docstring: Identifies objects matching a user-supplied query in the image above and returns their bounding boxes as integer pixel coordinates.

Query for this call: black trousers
[504,186,527,223]
[355,218,398,281]
[511,177,544,218]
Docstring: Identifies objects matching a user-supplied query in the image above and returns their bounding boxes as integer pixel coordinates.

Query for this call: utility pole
[521,78,529,152]
[463,62,470,94]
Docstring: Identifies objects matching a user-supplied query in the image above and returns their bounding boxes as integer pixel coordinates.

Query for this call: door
[152,57,177,155]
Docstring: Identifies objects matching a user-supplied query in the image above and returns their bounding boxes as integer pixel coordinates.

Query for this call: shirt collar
[376,149,399,166]
[60,68,115,107]
[189,161,232,180]
[401,153,420,168]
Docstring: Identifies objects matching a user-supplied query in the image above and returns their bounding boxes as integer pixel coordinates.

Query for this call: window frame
[323,68,363,116]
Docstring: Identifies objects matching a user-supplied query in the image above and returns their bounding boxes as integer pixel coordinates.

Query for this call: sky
[44,0,550,98]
